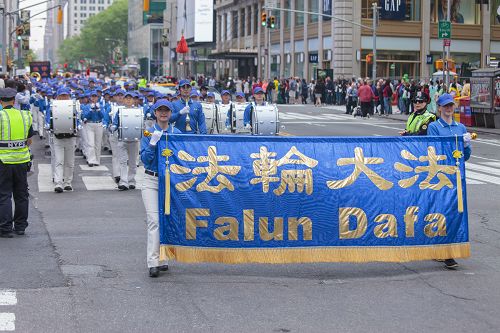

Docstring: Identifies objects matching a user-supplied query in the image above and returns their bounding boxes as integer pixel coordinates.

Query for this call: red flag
[176,34,188,54]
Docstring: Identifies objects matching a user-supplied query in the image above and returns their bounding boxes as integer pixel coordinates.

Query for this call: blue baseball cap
[221,90,230,95]
[236,92,245,98]
[115,89,125,95]
[437,93,455,106]
[56,88,71,96]
[253,87,264,94]
[190,89,199,97]
[90,90,98,96]
[152,100,174,112]
[178,79,191,87]
[207,92,215,98]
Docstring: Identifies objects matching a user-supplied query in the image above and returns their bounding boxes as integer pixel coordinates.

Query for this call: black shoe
[118,185,128,191]
[88,163,94,167]
[159,265,169,271]
[44,144,50,148]
[14,230,25,236]
[40,136,44,140]
[149,267,160,278]
[54,187,63,193]
[444,259,458,269]
[114,176,120,184]
[128,185,136,190]
[0,232,13,238]
[64,185,73,191]
[103,147,109,151]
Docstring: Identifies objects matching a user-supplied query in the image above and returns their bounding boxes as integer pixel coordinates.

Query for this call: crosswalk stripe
[466,163,500,177]
[466,171,500,185]
[0,313,15,331]
[466,178,485,185]
[82,176,117,190]
[0,291,16,306]
[481,162,500,168]
[79,165,109,171]
[37,164,53,192]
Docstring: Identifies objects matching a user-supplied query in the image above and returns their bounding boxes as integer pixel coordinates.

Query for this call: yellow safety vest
[0,107,32,164]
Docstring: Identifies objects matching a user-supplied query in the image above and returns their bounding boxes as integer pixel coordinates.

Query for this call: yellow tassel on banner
[453,135,464,213]
[165,167,171,215]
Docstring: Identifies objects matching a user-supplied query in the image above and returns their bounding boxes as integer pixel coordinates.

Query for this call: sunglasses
[414,100,425,103]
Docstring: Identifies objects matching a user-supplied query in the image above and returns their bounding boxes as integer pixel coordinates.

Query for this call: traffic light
[261,12,267,26]
[143,0,150,12]
[270,16,276,28]
[57,6,63,24]
[15,26,24,37]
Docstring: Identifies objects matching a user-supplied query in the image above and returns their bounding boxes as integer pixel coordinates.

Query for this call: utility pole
[445,0,451,89]
[372,2,378,82]
[1,0,6,75]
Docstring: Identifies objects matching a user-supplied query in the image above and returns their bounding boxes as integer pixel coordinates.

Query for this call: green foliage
[58,0,128,72]
[23,49,37,67]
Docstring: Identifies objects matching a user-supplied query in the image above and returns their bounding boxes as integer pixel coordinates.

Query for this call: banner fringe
[159,243,470,264]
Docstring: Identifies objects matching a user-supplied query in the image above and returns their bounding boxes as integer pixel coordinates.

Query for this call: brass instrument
[30,72,41,81]
[64,72,72,79]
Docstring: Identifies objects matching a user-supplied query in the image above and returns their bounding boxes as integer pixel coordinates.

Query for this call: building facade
[128,0,166,79]
[67,0,115,37]
[212,0,500,81]
[43,0,64,66]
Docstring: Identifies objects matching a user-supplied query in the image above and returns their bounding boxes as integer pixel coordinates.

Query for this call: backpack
[268,81,275,90]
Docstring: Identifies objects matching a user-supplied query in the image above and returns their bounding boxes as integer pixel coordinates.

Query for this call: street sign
[265,0,277,8]
[426,54,433,65]
[443,39,451,47]
[438,21,451,39]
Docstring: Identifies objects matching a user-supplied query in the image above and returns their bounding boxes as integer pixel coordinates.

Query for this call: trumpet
[471,133,477,140]
[30,72,41,82]
[143,130,152,137]
[64,72,72,79]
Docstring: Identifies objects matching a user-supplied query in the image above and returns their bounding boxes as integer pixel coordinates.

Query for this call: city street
[1,104,500,332]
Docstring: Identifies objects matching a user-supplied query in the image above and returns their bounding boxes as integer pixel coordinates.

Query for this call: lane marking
[474,139,500,147]
[466,179,485,185]
[79,165,109,171]
[0,291,16,306]
[37,164,53,192]
[466,163,500,177]
[0,313,15,331]
[466,171,500,185]
[471,155,500,162]
[481,162,500,168]
[82,176,118,191]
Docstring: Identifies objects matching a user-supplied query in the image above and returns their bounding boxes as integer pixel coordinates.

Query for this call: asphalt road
[1,104,500,333]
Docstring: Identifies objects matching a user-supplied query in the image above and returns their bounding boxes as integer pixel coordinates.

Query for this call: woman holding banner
[140,100,181,278]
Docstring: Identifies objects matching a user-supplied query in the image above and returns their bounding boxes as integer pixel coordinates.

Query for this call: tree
[58,0,128,73]
[23,49,37,67]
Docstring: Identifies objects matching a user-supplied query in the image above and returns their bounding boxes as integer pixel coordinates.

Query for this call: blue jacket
[140,123,181,173]
[81,101,109,125]
[170,98,207,134]
[427,118,471,161]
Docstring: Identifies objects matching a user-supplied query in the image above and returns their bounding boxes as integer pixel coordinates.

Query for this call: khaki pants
[141,173,168,268]
[86,122,104,165]
[117,140,139,187]
[53,136,76,188]
[31,105,39,132]
[108,132,120,178]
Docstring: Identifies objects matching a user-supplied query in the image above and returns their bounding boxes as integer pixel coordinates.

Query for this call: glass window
[308,0,318,23]
[491,0,500,25]
[284,0,291,28]
[431,0,481,24]
[295,0,304,26]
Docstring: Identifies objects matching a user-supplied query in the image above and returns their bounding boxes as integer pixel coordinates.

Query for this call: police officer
[0,88,33,237]
[400,91,436,136]
[244,87,268,130]
[140,100,181,277]
[170,79,207,134]
[45,88,78,193]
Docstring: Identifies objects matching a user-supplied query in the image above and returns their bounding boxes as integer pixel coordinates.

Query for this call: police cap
[0,88,17,99]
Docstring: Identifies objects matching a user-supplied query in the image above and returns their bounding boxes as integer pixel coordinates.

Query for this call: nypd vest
[0,107,32,164]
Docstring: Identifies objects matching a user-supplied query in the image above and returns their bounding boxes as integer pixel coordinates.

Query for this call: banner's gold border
[160,243,470,264]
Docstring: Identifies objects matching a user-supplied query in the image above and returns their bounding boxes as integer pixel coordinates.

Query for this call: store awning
[208,48,258,60]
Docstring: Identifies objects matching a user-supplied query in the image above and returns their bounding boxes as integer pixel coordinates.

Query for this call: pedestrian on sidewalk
[358,80,375,118]
[383,79,393,115]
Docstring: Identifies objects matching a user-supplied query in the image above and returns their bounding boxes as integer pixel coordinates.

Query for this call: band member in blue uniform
[244,87,268,129]
[170,79,207,134]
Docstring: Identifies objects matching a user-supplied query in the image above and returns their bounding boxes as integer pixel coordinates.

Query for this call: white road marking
[471,155,500,162]
[0,313,15,331]
[466,163,500,177]
[466,171,500,186]
[0,291,16,306]
[466,179,485,185]
[474,139,500,147]
[481,162,500,168]
[37,164,53,192]
[82,176,118,190]
[79,165,109,171]
[0,290,16,331]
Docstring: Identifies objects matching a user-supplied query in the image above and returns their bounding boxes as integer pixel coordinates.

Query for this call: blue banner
[158,135,470,264]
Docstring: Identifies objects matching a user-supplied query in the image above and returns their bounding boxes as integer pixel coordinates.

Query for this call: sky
[21,0,48,53]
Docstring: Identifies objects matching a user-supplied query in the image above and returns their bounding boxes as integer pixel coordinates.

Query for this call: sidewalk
[322,104,500,136]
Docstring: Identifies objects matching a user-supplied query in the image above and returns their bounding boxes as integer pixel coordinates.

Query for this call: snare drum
[252,104,280,136]
[233,102,250,133]
[216,103,233,134]
[118,108,144,141]
[200,102,217,134]
[51,100,77,135]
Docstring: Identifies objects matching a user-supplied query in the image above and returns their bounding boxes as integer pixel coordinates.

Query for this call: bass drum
[252,104,280,136]
[216,103,233,134]
[51,100,77,135]
[119,108,144,141]
[200,102,217,134]
[233,102,251,134]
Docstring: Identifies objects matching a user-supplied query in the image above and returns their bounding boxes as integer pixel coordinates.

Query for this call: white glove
[109,125,117,132]
[146,112,151,118]
[149,130,163,146]
[180,106,190,115]
[245,124,251,129]
[225,125,231,130]
[44,123,50,130]
[102,124,107,128]
[463,133,472,148]
[91,103,95,108]
[77,125,83,131]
